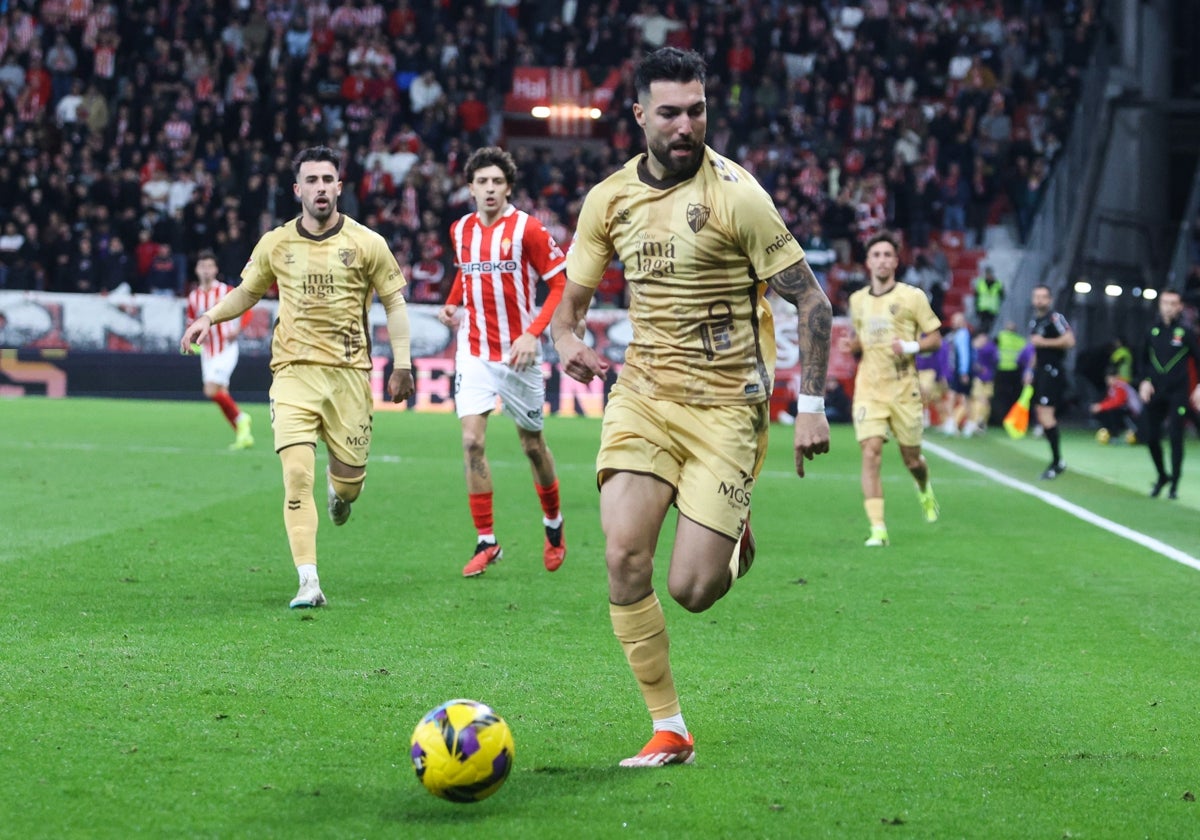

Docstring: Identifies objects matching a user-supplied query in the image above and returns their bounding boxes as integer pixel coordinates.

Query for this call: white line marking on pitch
[923,441,1200,571]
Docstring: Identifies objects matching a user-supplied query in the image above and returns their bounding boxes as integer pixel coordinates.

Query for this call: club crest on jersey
[338,248,357,267]
[501,238,512,257]
[687,203,711,234]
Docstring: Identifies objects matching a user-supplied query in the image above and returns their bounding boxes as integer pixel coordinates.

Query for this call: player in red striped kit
[438,147,570,578]
[185,250,253,449]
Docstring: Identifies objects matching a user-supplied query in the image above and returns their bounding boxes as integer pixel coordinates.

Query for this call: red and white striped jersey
[187,282,240,357]
[448,205,566,362]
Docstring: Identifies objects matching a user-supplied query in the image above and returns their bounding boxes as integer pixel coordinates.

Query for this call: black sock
[1045,425,1061,464]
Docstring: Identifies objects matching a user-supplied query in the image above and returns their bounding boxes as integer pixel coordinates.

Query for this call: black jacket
[1140,318,1200,394]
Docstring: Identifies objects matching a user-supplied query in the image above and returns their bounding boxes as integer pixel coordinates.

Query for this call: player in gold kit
[181,145,414,609]
[551,47,832,768]
[846,233,944,546]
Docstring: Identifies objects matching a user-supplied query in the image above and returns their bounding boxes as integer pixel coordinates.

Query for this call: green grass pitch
[2,397,1199,838]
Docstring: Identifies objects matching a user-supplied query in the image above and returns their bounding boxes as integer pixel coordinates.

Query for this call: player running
[184,249,254,450]
[438,146,570,578]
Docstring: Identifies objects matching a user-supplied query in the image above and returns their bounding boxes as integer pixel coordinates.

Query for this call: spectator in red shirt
[134,229,159,281]
[457,87,489,145]
[727,32,754,75]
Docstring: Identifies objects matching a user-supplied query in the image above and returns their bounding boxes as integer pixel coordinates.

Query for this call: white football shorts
[454,352,546,431]
[200,343,239,387]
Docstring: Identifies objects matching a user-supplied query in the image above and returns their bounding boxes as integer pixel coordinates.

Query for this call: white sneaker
[940,419,958,435]
[962,421,978,437]
[327,472,351,526]
[864,525,889,547]
[290,578,326,609]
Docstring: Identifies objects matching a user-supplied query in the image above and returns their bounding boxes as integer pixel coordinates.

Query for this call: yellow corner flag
[1003,384,1034,438]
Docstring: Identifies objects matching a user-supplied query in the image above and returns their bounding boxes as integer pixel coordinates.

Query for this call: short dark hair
[291,145,341,179]
[196,248,217,263]
[865,232,900,255]
[634,47,707,98]
[464,146,517,186]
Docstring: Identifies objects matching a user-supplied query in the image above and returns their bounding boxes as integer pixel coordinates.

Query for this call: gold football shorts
[270,363,373,467]
[597,385,768,540]
[853,392,924,447]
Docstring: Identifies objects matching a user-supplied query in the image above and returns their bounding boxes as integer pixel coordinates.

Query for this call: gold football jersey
[240,215,406,372]
[566,148,804,405]
[848,282,942,400]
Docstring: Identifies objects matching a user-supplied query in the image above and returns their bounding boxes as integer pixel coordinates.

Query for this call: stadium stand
[0,0,1097,325]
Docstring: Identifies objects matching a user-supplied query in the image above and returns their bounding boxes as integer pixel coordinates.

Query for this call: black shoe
[1169,481,1179,500]
[1150,475,1171,498]
[1040,461,1066,480]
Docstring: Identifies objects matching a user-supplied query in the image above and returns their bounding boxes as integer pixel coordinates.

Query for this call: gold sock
[865,497,885,527]
[280,444,317,567]
[610,593,679,719]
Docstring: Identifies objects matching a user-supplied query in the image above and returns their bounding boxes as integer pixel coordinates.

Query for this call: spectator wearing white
[168,168,198,216]
[629,2,685,48]
[408,70,444,115]
[142,170,171,214]
[0,221,25,258]
[55,79,86,127]
[363,136,418,185]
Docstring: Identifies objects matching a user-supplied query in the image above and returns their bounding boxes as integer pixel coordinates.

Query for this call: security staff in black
[1028,284,1075,479]
[1137,289,1200,499]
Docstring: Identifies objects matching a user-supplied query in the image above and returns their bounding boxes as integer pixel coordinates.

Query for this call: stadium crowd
[0,0,1098,313]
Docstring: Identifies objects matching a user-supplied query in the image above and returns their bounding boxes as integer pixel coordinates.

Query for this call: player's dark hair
[1033,283,1052,295]
[464,146,517,186]
[292,145,341,179]
[634,47,707,98]
[865,232,900,256]
[196,248,217,263]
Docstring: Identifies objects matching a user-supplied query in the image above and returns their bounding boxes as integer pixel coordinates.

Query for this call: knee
[605,544,653,594]
[668,575,720,614]
[520,433,549,465]
[280,446,315,495]
[461,430,486,460]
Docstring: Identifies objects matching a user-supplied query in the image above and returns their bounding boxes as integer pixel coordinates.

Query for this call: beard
[648,137,703,178]
[307,196,336,223]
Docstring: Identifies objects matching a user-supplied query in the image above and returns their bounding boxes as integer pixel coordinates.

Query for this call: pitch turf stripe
[924,441,1200,572]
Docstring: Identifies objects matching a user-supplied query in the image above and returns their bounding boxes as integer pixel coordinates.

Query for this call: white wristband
[900,340,920,355]
[794,395,825,414]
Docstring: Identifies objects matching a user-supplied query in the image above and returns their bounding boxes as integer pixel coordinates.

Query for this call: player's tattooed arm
[766,259,832,397]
